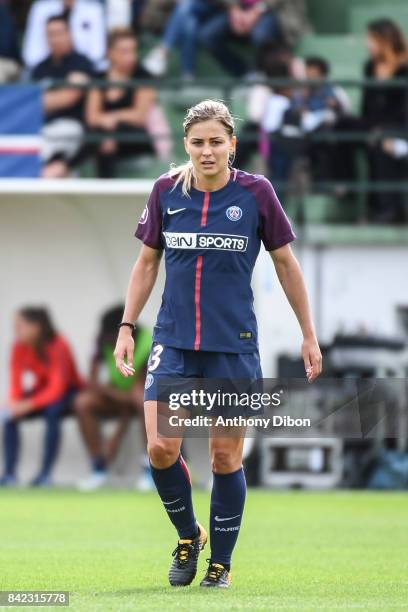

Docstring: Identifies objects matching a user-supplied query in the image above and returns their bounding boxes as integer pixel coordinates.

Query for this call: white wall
[0,182,163,398]
[256,243,408,374]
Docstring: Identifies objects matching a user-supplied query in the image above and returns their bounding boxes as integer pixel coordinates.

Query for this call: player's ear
[183,136,189,156]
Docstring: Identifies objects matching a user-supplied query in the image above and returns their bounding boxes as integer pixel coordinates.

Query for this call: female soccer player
[114,100,322,588]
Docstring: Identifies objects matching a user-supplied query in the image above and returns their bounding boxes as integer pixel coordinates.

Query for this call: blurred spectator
[0,307,83,487]
[7,0,32,34]
[23,0,106,72]
[143,0,219,80]
[235,44,302,171]
[260,57,301,187]
[32,14,94,178]
[139,0,176,35]
[199,0,309,77]
[296,56,351,182]
[131,0,148,32]
[86,28,169,178]
[301,57,351,117]
[0,2,21,82]
[383,138,408,159]
[74,305,152,491]
[335,19,408,223]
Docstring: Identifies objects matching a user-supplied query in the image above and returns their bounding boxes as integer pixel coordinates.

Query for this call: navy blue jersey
[135,168,296,353]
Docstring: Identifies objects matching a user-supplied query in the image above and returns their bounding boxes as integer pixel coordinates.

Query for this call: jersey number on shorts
[148,344,164,372]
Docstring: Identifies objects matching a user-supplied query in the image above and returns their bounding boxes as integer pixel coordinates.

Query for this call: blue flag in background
[0,85,43,177]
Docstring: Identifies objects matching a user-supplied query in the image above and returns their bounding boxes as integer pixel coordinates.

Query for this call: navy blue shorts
[144,342,263,403]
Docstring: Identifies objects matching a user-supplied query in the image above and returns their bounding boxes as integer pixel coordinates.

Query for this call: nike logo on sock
[214,514,241,522]
[167,208,186,215]
[163,498,181,505]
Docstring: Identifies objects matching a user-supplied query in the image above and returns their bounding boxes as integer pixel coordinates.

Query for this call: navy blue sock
[150,454,197,539]
[210,467,246,569]
[92,456,106,472]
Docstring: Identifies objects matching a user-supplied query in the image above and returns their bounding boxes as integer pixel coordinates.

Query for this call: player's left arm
[270,244,322,382]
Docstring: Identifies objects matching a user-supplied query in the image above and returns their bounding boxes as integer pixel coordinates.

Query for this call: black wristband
[118,322,135,332]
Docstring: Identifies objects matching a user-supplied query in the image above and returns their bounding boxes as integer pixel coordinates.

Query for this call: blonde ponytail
[169,160,195,198]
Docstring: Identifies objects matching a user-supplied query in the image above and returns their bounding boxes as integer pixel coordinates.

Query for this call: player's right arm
[114,245,162,377]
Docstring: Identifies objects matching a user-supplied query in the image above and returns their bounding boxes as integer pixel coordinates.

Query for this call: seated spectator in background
[0,2,21,82]
[382,138,408,160]
[23,0,106,72]
[138,0,176,36]
[131,0,148,33]
[74,305,152,491]
[199,0,309,77]
[86,28,169,178]
[143,0,220,80]
[362,19,408,222]
[0,308,82,487]
[32,14,94,178]
[295,56,351,182]
[260,57,301,189]
[301,57,351,118]
[235,43,301,171]
[335,19,408,223]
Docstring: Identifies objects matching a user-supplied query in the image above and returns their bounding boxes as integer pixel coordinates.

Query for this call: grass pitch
[0,490,407,611]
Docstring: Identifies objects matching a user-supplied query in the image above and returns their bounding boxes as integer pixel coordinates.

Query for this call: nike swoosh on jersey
[163,498,181,505]
[214,514,241,522]
[167,208,186,215]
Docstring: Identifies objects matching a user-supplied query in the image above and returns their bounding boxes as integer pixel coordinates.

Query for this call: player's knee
[148,440,178,468]
[73,391,93,415]
[211,448,239,474]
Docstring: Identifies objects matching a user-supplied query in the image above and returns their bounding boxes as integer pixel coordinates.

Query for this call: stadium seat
[299,194,360,224]
[306,0,350,33]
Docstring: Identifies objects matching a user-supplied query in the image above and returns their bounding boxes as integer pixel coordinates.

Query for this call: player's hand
[114,329,136,378]
[9,399,33,418]
[302,336,322,383]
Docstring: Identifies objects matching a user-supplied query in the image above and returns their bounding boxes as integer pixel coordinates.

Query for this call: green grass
[0,490,407,610]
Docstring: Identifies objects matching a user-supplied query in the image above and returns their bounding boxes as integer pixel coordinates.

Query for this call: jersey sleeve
[256,176,296,251]
[134,179,164,249]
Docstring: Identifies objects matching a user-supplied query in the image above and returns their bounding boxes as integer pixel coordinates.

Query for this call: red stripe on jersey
[179,454,192,484]
[194,191,210,350]
[201,191,210,227]
[194,255,203,350]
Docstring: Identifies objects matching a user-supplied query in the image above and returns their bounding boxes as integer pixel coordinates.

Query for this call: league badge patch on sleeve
[139,206,149,225]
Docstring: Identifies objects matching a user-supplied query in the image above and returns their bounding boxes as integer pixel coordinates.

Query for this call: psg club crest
[145,373,154,389]
[139,205,149,225]
[226,205,242,221]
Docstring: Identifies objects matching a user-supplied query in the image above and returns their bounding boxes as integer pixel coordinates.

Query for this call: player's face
[184,120,236,180]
